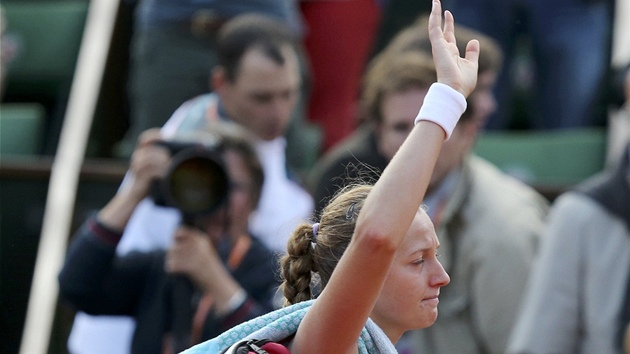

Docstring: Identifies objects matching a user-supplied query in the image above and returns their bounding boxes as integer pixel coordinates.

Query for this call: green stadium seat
[2,1,89,154]
[0,103,46,156]
[473,128,608,189]
[2,1,89,100]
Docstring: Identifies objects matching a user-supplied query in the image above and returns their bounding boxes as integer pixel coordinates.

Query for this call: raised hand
[126,128,170,201]
[165,226,218,289]
[428,0,479,97]
[96,128,170,231]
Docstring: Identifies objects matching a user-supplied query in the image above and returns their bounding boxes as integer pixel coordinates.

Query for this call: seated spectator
[508,69,630,354]
[59,123,281,354]
[508,141,630,354]
[308,50,437,212]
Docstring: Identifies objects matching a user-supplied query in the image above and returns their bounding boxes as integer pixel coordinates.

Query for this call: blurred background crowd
[1,0,628,353]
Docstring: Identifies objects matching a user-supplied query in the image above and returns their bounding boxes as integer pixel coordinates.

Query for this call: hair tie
[311,223,320,243]
[346,203,357,220]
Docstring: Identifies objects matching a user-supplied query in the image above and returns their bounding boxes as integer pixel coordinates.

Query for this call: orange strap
[227,236,251,270]
[190,236,252,344]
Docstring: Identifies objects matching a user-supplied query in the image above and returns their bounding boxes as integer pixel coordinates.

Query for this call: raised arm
[291,1,479,353]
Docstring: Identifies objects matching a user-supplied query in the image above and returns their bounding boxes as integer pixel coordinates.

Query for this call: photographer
[58,123,280,354]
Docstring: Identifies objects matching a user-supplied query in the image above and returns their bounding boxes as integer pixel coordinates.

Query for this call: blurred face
[376,87,429,160]
[428,71,497,192]
[218,46,300,141]
[467,71,498,123]
[203,150,256,244]
[371,210,450,342]
[374,72,497,192]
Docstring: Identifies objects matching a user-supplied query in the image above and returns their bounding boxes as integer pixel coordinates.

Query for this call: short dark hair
[219,126,264,208]
[217,14,298,82]
[209,122,264,208]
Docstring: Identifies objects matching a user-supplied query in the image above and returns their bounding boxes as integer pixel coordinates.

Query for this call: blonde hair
[280,184,372,306]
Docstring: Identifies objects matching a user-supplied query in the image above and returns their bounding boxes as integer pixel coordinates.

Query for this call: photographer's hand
[165,226,244,315]
[97,128,170,232]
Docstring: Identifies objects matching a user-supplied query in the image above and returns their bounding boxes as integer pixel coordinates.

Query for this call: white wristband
[414,83,467,140]
[214,288,248,317]
[225,288,247,313]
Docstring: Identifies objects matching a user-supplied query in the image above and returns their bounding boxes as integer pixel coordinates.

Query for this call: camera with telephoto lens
[150,140,230,223]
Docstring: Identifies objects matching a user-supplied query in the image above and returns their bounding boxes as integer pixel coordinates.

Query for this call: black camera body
[151,140,230,222]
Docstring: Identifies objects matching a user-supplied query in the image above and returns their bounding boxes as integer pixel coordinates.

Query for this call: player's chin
[413,310,439,330]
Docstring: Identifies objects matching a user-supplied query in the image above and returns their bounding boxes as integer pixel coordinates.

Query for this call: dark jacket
[58,216,281,354]
[308,126,388,213]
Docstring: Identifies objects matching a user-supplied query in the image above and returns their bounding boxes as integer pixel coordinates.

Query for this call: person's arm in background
[507,197,589,353]
[58,129,171,313]
[610,62,630,110]
[606,61,630,168]
[58,215,165,315]
[115,95,215,254]
[198,237,282,338]
[165,225,281,339]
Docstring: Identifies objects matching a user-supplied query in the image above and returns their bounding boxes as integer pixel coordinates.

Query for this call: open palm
[428,0,479,98]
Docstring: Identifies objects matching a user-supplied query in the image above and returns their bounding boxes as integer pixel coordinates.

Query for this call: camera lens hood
[159,146,230,219]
